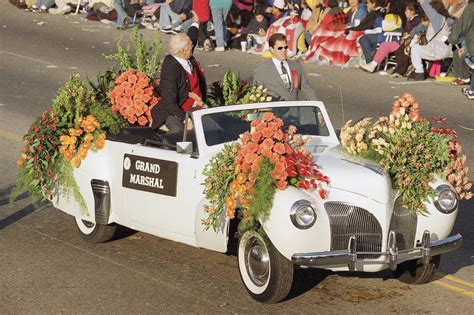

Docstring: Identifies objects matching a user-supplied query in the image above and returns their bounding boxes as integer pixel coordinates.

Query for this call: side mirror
[176,141,193,154]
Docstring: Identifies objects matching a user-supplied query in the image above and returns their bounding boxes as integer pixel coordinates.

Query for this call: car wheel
[238,230,294,303]
[392,255,441,285]
[74,217,117,244]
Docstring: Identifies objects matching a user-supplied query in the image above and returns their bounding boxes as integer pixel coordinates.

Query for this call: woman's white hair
[169,33,191,56]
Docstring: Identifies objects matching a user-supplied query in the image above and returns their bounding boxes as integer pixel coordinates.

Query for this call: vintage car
[52,101,463,303]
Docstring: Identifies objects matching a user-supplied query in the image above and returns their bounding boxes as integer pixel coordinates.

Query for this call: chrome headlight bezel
[290,200,316,229]
[434,185,458,214]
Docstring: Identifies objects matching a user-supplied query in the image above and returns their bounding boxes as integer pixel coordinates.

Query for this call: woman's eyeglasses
[276,46,289,50]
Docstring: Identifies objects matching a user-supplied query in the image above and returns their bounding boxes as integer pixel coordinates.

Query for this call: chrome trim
[91,179,111,225]
[292,231,463,268]
[290,200,316,229]
[325,202,382,259]
[389,197,417,251]
[434,185,458,214]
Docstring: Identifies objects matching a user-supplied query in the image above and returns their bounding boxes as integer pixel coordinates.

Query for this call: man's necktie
[280,61,290,90]
[187,60,194,74]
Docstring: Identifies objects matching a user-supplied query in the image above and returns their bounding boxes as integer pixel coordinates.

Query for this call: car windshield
[201,106,330,146]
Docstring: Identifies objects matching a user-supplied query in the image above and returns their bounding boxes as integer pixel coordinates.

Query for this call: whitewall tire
[238,230,294,303]
[74,217,117,244]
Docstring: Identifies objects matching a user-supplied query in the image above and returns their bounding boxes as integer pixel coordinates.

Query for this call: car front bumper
[292,230,463,271]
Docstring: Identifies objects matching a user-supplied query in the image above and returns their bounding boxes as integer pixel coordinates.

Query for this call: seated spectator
[356,0,388,66]
[267,0,287,24]
[391,5,426,77]
[360,13,404,72]
[233,0,255,26]
[27,0,55,12]
[159,0,193,34]
[49,0,74,14]
[113,0,145,29]
[345,0,368,28]
[234,6,269,49]
[306,0,367,65]
[303,0,330,46]
[408,0,453,80]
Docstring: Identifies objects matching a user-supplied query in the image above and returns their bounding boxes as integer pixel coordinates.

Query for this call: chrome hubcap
[245,237,270,287]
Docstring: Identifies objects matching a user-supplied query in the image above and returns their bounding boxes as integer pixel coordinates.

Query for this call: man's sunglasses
[276,46,289,50]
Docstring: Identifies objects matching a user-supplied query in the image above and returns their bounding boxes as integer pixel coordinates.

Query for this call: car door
[120,142,202,246]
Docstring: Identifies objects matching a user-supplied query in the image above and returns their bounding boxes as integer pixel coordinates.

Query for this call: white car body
[52,101,462,275]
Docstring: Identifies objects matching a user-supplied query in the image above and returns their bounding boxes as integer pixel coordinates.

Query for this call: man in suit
[151,30,207,133]
[253,33,318,101]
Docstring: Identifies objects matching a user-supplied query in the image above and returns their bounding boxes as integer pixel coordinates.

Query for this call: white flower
[266,96,272,101]
[399,107,405,115]
[394,119,400,127]
[382,126,388,133]
[260,97,266,102]
[262,88,268,93]
[389,127,395,134]
[249,95,256,101]
[389,114,395,123]
[401,121,407,129]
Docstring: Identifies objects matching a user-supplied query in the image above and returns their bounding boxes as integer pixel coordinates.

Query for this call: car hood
[308,144,393,205]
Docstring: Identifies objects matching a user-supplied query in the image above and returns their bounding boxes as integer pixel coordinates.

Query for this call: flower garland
[109,68,160,125]
[203,112,329,233]
[340,93,471,214]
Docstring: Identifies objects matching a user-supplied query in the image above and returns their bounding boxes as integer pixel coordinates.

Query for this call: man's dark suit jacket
[151,54,206,129]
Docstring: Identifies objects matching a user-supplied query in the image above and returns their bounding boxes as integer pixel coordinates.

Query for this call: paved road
[1,1,473,312]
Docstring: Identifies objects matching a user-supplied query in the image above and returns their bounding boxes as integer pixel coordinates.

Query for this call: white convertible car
[52,101,462,303]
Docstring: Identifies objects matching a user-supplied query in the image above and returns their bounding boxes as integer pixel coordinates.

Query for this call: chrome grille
[389,197,417,250]
[325,202,382,259]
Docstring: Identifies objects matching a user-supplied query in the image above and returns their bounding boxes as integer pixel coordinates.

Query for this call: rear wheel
[238,230,294,303]
[74,217,117,244]
[392,255,441,284]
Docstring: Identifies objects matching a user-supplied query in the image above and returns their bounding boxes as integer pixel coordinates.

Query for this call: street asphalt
[0,1,473,312]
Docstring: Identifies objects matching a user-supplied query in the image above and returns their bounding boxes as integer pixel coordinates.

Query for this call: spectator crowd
[8,0,474,100]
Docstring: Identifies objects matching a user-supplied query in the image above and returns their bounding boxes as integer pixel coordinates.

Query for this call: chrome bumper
[292,231,463,271]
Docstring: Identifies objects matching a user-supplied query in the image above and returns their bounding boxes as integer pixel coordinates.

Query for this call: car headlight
[290,200,316,229]
[434,185,458,214]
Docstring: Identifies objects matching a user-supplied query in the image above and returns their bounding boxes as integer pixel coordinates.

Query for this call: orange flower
[251,120,259,128]
[273,129,284,141]
[97,133,106,140]
[256,122,266,132]
[128,74,138,84]
[63,150,73,161]
[248,172,257,183]
[240,197,249,207]
[225,196,236,210]
[138,116,148,126]
[150,96,159,106]
[276,180,287,190]
[261,138,274,151]
[261,127,274,138]
[95,138,105,150]
[236,172,247,184]
[230,181,239,191]
[59,146,67,154]
[273,142,286,155]
[78,146,88,160]
[245,142,259,154]
[241,163,251,172]
[83,133,94,143]
[261,148,273,158]
[244,153,258,165]
[288,125,297,134]
[275,118,284,127]
[262,112,275,122]
[17,157,25,167]
[251,161,261,173]
[71,156,81,168]
[226,207,235,219]
[241,133,251,143]
[127,115,137,124]
[251,131,262,143]
[69,128,83,137]
[237,185,246,194]
[81,142,92,151]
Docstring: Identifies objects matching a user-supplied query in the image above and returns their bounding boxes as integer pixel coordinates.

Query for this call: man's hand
[458,47,465,58]
[179,13,187,21]
[189,92,204,108]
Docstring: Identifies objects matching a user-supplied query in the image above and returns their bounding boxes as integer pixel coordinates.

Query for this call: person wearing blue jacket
[346,0,368,28]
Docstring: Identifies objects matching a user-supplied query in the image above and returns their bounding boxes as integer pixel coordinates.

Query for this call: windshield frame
[191,101,339,154]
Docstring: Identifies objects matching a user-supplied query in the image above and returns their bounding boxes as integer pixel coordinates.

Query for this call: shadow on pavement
[286,268,332,300]
[0,202,43,230]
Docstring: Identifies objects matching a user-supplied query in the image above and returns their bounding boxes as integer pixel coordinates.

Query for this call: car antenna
[339,85,345,125]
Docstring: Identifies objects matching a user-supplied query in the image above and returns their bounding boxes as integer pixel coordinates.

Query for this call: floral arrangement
[340,93,471,214]
[203,112,329,232]
[109,69,159,125]
[207,70,272,107]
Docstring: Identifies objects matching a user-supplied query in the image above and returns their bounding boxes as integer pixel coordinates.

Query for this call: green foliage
[378,121,450,214]
[88,70,117,104]
[104,27,162,78]
[202,143,240,231]
[239,158,276,233]
[89,102,128,135]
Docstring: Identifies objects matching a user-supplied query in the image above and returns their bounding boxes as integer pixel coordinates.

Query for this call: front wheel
[74,217,117,244]
[238,230,294,303]
[392,255,441,285]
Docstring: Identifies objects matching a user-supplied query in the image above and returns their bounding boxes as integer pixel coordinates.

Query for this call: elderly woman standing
[151,33,207,133]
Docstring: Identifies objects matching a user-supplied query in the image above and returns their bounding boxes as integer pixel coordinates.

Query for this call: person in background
[355,0,386,66]
[114,0,145,30]
[210,0,232,51]
[159,0,193,34]
[448,0,474,99]
[408,0,453,81]
[240,6,269,50]
[151,33,207,133]
[191,0,212,49]
[254,33,318,101]
[345,0,368,28]
[267,0,287,24]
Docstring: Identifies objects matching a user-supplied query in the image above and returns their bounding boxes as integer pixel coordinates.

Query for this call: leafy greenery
[104,27,162,78]
[88,70,116,104]
[239,158,276,233]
